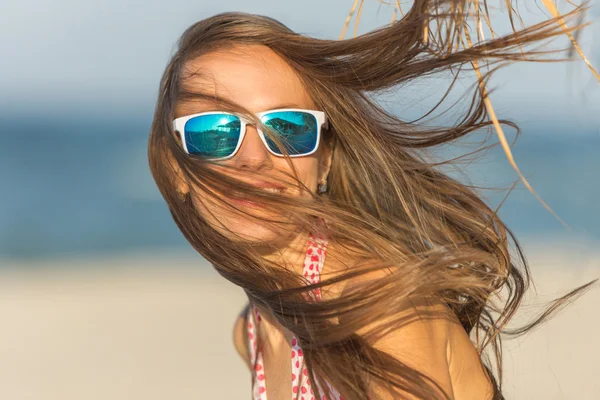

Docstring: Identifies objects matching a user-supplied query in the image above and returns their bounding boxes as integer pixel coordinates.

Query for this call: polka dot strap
[246,227,343,400]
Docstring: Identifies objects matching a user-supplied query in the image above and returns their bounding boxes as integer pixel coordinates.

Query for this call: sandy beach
[0,238,598,400]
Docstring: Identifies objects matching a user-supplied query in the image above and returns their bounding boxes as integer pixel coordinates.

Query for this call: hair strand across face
[148,3,598,399]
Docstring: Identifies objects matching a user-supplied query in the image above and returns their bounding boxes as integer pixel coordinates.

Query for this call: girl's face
[173,44,333,244]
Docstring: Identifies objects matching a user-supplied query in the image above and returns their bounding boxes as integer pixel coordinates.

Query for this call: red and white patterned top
[246,231,343,400]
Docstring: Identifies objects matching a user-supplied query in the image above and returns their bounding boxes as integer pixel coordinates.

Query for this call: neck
[261,229,315,277]
[260,228,352,303]
[251,228,361,346]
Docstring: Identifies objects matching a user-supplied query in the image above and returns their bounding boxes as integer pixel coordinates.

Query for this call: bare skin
[233,296,495,400]
[172,43,334,277]
[172,43,494,399]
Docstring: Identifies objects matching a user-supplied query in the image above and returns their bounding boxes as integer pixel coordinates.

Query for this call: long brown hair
[148,2,597,398]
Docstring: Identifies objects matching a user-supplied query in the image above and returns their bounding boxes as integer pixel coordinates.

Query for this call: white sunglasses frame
[172,108,329,161]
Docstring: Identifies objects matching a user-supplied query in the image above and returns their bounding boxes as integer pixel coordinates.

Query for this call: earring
[317,181,328,194]
[176,189,188,202]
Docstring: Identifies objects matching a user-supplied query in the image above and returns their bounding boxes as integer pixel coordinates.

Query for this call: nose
[229,123,272,170]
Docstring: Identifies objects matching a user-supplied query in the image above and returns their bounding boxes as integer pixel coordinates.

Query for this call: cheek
[190,190,219,222]
[283,158,320,195]
[188,156,321,220]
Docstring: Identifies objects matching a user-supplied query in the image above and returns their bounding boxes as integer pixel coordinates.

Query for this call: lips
[239,180,287,196]
[228,187,284,199]
[259,187,284,194]
[224,180,286,206]
[245,181,286,191]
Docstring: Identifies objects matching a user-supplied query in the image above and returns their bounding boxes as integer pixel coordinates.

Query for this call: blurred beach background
[1,0,599,399]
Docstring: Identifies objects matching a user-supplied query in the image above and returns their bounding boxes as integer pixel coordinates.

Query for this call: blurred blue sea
[1,112,598,260]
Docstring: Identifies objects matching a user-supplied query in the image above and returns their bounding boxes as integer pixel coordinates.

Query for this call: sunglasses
[172,108,328,160]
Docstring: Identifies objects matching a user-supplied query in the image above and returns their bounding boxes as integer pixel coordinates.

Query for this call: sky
[1,0,599,130]
[0,0,599,259]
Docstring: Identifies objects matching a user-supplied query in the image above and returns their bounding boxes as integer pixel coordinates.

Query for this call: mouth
[225,186,285,208]
[258,187,285,194]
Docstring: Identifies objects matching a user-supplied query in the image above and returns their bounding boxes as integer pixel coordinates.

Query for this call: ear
[166,132,191,198]
[318,134,335,184]
[172,158,191,198]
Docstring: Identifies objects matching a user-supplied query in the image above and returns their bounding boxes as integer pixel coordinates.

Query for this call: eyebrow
[175,96,305,117]
[265,102,304,109]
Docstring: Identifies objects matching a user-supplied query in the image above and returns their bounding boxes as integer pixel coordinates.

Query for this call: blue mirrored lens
[184,114,241,158]
[260,111,318,155]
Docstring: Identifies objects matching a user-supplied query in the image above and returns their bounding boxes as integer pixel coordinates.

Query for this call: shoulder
[232,303,252,370]
[446,317,495,399]
[340,270,493,399]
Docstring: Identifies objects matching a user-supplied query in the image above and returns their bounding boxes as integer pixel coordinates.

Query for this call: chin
[197,204,293,244]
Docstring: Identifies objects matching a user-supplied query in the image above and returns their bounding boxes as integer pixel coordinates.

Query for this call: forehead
[176,45,314,117]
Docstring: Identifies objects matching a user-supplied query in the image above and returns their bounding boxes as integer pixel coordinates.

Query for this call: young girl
[148,3,595,399]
